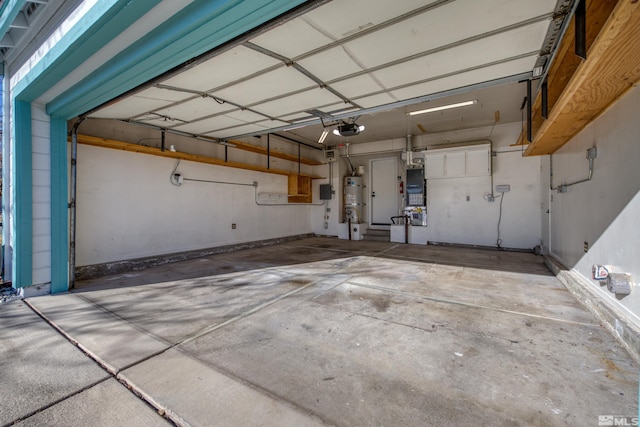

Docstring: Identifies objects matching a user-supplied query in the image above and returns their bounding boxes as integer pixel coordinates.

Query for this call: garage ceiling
[88,0,561,146]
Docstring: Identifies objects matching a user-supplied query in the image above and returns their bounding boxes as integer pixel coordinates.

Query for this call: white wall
[321,123,541,249]
[75,144,316,266]
[31,104,51,285]
[423,123,541,249]
[547,84,640,324]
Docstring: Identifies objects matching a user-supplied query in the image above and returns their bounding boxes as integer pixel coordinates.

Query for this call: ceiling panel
[389,56,536,101]
[277,112,311,122]
[207,123,278,139]
[330,74,386,100]
[150,96,236,122]
[161,45,282,92]
[297,46,364,82]
[319,102,361,115]
[299,0,437,44]
[172,115,247,134]
[369,21,548,91]
[89,87,193,119]
[249,17,334,59]
[340,0,554,69]
[89,96,177,119]
[253,87,342,117]
[87,0,560,145]
[132,116,190,128]
[351,93,398,109]
[225,109,270,123]
[214,66,316,106]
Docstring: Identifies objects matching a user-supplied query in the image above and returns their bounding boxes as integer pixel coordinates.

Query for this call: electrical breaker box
[319,184,332,200]
[406,168,425,206]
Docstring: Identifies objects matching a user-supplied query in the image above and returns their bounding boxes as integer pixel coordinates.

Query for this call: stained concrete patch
[27,294,168,372]
[0,301,108,425]
[14,378,170,427]
[340,256,595,322]
[119,348,326,427]
[180,294,636,426]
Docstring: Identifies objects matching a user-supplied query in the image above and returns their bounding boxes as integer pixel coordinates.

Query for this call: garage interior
[2,0,640,424]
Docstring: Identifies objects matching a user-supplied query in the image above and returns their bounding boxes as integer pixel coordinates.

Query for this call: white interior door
[370,157,398,226]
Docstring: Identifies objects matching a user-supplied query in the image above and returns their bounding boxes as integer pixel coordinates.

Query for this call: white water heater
[344,176,363,223]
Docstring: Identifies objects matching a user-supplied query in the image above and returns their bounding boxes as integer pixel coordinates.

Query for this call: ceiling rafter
[243,41,361,108]
[350,51,539,103]
[225,72,531,141]
[324,13,554,87]
[148,84,289,129]
[128,13,551,135]
[87,0,558,144]
[291,0,457,63]
[121,0,499,122]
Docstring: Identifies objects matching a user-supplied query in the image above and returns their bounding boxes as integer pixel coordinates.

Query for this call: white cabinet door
[466,147,491,176]
[445,151,466,178]
[423,144,491,179]
[425,152,445,179]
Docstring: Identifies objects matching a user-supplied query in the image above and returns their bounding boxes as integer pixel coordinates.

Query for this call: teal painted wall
[11,99,32,288]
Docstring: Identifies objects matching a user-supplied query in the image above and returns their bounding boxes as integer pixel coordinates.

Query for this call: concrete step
[363,235,390,241]
[363,229,390,242]
[364,229,390,236]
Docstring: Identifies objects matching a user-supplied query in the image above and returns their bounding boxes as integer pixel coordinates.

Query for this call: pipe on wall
[550,148,596,193]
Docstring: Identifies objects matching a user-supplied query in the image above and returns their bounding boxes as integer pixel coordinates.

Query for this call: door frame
[368,157,398,229]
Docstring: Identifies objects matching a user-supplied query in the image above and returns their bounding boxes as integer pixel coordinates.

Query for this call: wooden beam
[524,0,636,155]
[76,135,324,179]
[518,0,618,147]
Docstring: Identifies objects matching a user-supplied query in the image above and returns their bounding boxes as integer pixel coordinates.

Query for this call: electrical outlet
[231,223,237,230]
[466,195,470,202]
[496,184,510,193]
[584,241,589,252]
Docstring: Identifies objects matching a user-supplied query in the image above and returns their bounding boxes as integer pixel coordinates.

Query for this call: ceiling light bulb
[358,125,365,132]
[407,100,477,116]
[333,128,340,136]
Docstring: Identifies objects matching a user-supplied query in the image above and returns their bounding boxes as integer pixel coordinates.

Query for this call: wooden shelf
[75,135,324,179]
[522,0,640,155]
[287,175,312,203]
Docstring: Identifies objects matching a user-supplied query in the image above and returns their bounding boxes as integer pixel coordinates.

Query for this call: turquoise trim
[50,116,68,293]
[47,0,306,118]
[0,0,26,42]
[15,0,163,101]
[11,99,32,288]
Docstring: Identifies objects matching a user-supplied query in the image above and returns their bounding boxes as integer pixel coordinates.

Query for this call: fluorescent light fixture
[318,129,329,144]
[407,100,477,116]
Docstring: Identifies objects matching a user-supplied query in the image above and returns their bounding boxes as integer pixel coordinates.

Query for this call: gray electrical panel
[319,184,332,200]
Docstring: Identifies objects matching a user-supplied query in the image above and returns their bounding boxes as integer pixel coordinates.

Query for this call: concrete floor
[2,237,637,426]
